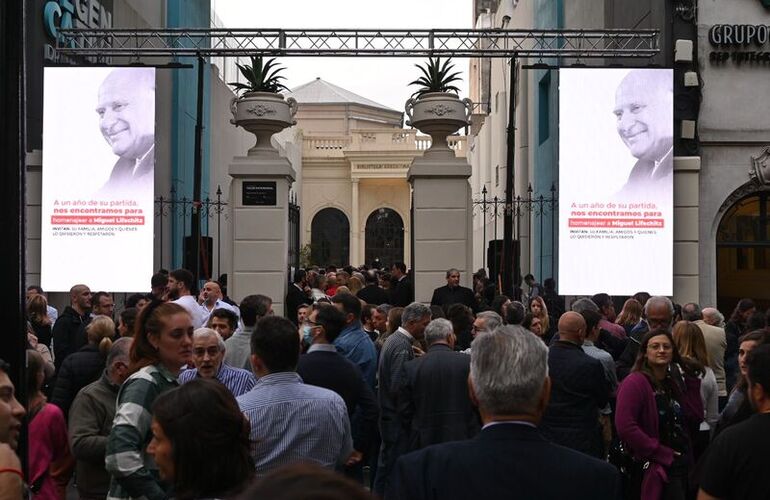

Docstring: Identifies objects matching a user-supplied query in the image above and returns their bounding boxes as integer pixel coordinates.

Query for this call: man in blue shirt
[331,292,377,389]
[237,316,353,477]
[179,328,256,397]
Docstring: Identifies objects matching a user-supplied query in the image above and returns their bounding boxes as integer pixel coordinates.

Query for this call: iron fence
[155,185,228,279]
[473,183,558,286]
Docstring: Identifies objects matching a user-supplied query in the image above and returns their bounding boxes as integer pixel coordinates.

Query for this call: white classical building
[287,77,467,269]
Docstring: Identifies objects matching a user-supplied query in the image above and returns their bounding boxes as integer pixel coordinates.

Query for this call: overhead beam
[55,28,659,59]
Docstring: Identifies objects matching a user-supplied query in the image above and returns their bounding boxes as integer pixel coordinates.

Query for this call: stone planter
[405,92,472,158]
[230,91,298,157]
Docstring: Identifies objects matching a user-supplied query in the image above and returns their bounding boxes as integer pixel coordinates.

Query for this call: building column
[409,154,473,303]
[673,156,701,304]
[351,178,360,266]
[229,156,296,316]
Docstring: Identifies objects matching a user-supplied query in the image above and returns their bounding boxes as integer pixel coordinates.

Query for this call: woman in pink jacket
[615,329,704,500]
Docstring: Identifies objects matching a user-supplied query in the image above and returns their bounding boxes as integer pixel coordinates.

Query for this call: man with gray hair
[374,302,432,496]
[463,311,504,355]
[69,337,133,500]
[703,307,725,328]
[388,326,621,499]
[684,303,727,404]
[399,318,480,451]
[430,268,477,313]
[617,295,674,380]
[180,328,256,397]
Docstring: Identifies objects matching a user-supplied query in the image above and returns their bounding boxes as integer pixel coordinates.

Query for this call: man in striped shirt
[237,316,353,477]
[179,328,256,397]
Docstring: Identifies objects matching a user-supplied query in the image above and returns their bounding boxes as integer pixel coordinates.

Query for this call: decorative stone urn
[405,92,472,158]
[230,91,298,157]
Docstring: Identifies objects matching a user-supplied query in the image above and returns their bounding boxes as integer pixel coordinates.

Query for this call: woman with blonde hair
[50,315,115,415]
[616,298,643,335]
[27,294,53,349]
[672,320,718,458]
[348,275,364,296]
[529,296,551,337]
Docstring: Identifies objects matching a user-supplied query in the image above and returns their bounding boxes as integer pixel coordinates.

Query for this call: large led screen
[41,67,155,292]
[558,68,673,296]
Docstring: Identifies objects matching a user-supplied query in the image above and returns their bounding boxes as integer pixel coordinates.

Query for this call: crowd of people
[1,265,769,499]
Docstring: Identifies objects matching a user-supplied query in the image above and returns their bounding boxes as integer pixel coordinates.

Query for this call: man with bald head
[540,311,609,459]
[52,284,92,371]
[613,69,673,200]
[96,67,155,196]
[199,280,239,326]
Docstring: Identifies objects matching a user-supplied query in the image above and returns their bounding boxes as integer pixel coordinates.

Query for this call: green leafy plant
[228,56,289,94]
[408,57,462,98]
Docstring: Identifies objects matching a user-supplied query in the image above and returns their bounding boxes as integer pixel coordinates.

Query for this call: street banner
[41,67,155,292]
[558,68,673,296]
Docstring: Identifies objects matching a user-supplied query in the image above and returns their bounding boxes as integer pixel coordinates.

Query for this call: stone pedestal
[228,156,296,315]
[408,152,473,303]
[673,156,700,304]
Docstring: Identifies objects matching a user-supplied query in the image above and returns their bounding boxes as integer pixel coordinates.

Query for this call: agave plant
[229,56,289,95]
[408,57,462,98]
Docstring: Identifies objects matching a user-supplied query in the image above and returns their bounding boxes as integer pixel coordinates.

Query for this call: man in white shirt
[198,280,239,326]
[168,268,206,328]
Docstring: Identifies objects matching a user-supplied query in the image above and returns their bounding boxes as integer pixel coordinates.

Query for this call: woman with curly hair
[148,378,254,499]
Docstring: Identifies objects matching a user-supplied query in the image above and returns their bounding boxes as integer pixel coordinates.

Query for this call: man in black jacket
[540,312,609,459]
[296,304,378,472]
[388,326,621,500]
[399,318,480,451]
[430,268,477,313]
[285,269,312,326]
[388,262,412,307]
[357,270,389,306]
[52,284,92,372]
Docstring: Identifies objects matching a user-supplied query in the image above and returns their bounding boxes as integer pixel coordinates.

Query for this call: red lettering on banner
[50,216,145,225]
[568,218,664,228]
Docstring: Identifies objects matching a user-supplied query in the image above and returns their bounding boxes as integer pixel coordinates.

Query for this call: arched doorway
[365,208,404,268]
[716,192,770,313]
[311,208,350,267]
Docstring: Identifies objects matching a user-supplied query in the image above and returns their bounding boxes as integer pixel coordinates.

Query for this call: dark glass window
[310,208,350,267]
[365,208,404,269]
[716,193,770,312]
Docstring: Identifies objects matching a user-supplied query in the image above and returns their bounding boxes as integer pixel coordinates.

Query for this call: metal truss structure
[55,28,659,59]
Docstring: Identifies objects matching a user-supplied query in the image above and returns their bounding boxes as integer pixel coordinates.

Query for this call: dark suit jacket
[399,344,479,451]
[357,284,390,306]
[388,423,622,500]
[540,341,609,459]
[389,276,413,307]
[430,285,477,313]
[285,283,312,325]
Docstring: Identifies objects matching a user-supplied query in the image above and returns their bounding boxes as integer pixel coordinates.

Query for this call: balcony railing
[303,129,467,157]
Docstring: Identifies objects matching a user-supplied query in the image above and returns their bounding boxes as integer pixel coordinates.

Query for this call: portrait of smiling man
[95,67,156,197]
[613,69,673,201]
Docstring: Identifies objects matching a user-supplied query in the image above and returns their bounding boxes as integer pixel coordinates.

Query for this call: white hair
[470,325,548,415]
[193,327,225,351]
[424,318,454,346]
[475,311,503,333]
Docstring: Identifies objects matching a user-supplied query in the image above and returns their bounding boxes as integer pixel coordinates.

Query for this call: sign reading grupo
[558,68,673,296]
[42,67,155,292]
